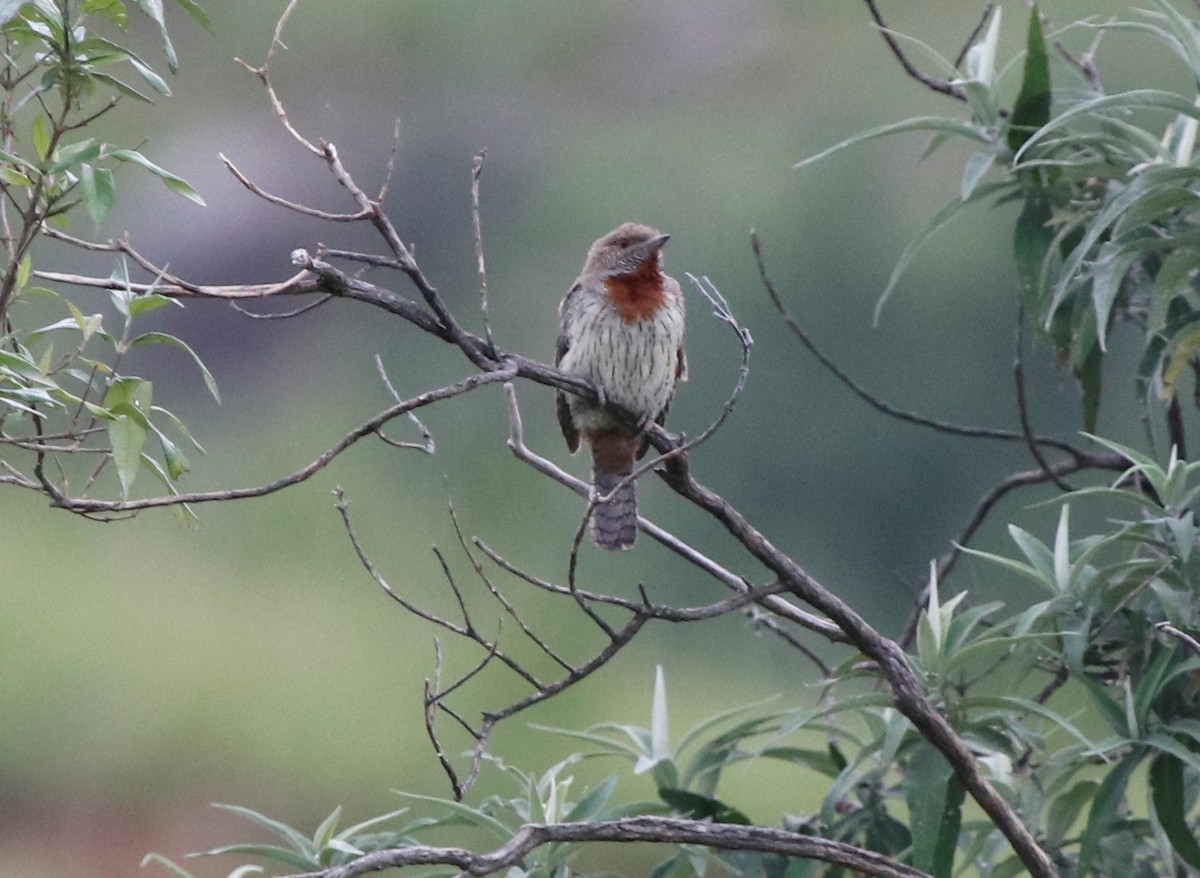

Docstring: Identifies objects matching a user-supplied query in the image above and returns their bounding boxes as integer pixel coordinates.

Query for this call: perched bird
[556,222,687,550]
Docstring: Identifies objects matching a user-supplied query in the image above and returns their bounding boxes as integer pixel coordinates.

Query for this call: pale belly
[560,300,684,429]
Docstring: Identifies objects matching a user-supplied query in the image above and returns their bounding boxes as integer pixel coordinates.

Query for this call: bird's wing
[556,283,582,453]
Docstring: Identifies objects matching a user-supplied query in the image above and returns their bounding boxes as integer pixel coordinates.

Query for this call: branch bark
[282,816,935,878]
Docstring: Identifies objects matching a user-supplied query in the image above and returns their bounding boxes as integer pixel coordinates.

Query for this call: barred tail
[590,432,638,550]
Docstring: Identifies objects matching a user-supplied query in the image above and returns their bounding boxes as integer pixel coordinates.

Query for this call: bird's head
[584,222,670,278]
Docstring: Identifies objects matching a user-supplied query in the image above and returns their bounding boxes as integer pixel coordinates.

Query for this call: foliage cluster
[0,0,210,514]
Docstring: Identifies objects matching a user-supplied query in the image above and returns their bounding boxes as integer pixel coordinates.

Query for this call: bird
[556,222,687,550]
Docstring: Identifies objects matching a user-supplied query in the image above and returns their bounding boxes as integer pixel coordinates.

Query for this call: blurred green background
[0,1,1180,875]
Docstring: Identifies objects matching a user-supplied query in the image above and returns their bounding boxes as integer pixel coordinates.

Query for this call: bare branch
[862,0,967,102]
[333,485,542,690]
[41,367,514,515]
[228,295,333,320]
[280,815,935,878]
[233,0,321,156]
[374,355,435,453]
[471,150,497,358]
[423,640,466,800]
[220,152,372,221]
[753,232,1081,456]
[898,449,1130,648]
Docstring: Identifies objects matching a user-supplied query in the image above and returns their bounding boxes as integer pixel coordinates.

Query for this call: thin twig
[862,0,966,102]
[1156,621,1200,656]
[753,233,1081,456]
[954,4,995,69]
[374,355,435,453]
[220,152,371,221]
[38,369,513,515]
[228,295,333,320]
[471,150,496,358]
[423,640,465,799]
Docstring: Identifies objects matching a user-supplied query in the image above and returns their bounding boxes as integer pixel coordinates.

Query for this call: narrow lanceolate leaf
[130,332,220,402]
[140,853,199,878]
[80,164,116,225]
[650,665,670,762]
[907,741,963,878]
[109,413,147,498]
[1150,751,1200,869]
[1007,4,1051,154]
[169,0,212,31]
[134,0,179,72]
[795,117,990,171]
[1080,750,1143,875]
[109,149,205,205]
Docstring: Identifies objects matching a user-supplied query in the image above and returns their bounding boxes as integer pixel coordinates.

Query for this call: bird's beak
[633,233,670,263]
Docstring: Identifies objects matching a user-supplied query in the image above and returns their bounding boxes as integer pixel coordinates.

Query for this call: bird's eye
[615,237,630,248]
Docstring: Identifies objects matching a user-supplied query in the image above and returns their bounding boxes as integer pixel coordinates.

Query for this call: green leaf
[152,425,189,479]
[90,70,155,103]
[129,55,170,95]
[906,741,963,878]
[189,843,315,870]
[637,665,671,775]
[1089,243,1137,352]
[80,163,115,225]
[169,0,212,31]
[1007,4,1051,154]
[84,0,129,27]
[0,0,25,27]
[1045,779,1099,846]
[958,695,1101,753]
[335,807,409,842]
[140,853,200,878]
[657,788,751,825]
[109,412,146,498]
[1079,750,1143,875]
[960,149,997,200]
[1159,321,1200,402]
[48,139,102,173]
[312,805,342,852]
[795,116,991,171]
[210,803,316,858]
[31,115,50,161]
[109,148,205,205]
[1013,195,1055,312]
[134,0,179,72]
[1150,751,1200,869]
[130,331,220,402]
[564,776,618,822]
[393,792,513,843]
[874,182,1010,324]
[1076,340,1102,433]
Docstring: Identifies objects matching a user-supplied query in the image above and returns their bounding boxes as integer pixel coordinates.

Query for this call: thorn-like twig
[471,150,497,359]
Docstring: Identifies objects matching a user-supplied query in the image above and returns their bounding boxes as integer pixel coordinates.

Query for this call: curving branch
[280,816,935,878]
